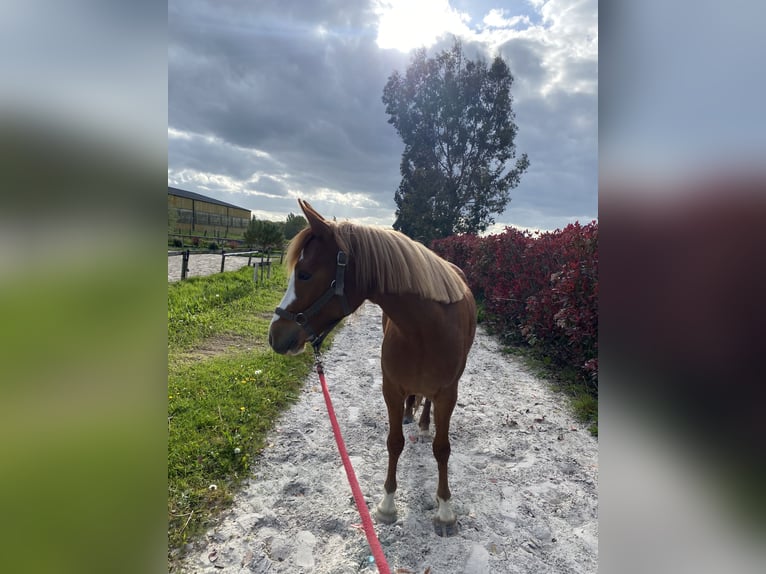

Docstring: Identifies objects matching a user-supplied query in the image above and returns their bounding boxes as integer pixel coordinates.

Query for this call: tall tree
[283,212,307,240]
[383,40,529,243]
[244,218,283,252]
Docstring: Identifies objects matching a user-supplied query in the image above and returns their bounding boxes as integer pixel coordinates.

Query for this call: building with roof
[168,186,252,240]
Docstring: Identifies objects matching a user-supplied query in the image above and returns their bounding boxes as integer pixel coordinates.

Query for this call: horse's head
[268,199,354,355]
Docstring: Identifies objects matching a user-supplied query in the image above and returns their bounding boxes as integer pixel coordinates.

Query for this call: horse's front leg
[375,380,405,524]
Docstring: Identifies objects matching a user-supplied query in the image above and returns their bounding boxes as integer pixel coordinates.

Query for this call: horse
[268,199,476,536]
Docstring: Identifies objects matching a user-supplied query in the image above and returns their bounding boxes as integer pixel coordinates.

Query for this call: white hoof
[375,492,397,524]
[433,496,458,536]
[436,495,456,524]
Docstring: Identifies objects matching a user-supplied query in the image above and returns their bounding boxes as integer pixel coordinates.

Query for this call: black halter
[274,250,351,349]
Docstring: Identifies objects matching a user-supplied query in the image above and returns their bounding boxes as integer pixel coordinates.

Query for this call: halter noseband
[274,250,351,348]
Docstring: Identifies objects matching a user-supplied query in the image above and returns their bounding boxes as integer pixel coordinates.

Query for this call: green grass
[168,265,277,351]
[168,264,320,562]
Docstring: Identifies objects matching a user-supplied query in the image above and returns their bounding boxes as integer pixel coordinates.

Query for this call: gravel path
[175,303,598,573]
[168,253,258,282]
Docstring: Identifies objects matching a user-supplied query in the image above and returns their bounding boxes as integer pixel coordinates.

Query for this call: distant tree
[243,217,258,248]
[244,218,284,252]
[283,212,307,240]
[382,40,529,243]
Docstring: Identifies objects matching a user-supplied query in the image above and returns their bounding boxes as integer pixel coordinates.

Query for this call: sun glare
[374,0,470,52]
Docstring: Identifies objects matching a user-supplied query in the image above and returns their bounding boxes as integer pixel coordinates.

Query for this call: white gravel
[175,302,598,573]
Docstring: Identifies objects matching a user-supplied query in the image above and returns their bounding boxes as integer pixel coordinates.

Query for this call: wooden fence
[168,249,283,281]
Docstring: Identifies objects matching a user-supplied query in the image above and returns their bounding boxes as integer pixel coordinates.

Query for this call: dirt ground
[174,302,598,573]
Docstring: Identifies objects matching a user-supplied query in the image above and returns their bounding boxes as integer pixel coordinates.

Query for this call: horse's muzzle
[268,324,305,355]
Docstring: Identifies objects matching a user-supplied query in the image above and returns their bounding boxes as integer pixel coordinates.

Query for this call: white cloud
[168,127,274,161]
[169,168,292,200]
[482,221,547,236]
[373,0,471,52]
[169,169,243,194]
[482,9,531,29]
[290,187,381,209]
[371,0,597,100]
[472,0,597,99]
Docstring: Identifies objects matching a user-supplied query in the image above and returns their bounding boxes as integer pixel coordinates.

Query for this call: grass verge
[168,264,322,565]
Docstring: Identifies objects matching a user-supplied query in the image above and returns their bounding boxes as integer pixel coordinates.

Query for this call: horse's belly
[380,337,467,395]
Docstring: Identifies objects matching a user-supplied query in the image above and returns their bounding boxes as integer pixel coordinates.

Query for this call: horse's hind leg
[376,381,405,524]
[432,389,458,536]
[418,398,432,434]
[403,394,417,424]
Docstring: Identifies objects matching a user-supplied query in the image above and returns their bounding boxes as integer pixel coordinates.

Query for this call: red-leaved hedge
[432,222,598,389]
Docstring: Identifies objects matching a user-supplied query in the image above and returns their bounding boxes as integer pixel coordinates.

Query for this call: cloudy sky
[169,0,597,233]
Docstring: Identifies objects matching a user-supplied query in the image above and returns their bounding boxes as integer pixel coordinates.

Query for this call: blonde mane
[286,222,467,304]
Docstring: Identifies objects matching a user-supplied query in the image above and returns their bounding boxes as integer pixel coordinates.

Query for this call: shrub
[433,221,598,388]
[171,238,183,248]
[208,242,219,251]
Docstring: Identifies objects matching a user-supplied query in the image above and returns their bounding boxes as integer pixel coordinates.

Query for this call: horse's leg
[375,380,405,524]
[403,394,417,425]
[432,388,458,536]
[418,398,432,434]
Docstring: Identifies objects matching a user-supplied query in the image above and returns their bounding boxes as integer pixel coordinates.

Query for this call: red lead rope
[315,357,391,574]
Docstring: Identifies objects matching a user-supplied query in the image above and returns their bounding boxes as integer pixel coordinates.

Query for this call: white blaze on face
[270,250,304,325]
[271,269,297,325]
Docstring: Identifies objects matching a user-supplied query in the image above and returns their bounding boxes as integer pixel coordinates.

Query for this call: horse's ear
[298,199,331,238]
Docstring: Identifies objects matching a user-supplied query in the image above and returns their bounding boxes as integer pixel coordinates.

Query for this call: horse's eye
[297,270,312,281]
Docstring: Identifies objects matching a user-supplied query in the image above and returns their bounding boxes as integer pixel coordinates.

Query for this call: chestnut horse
[268,199,476,536]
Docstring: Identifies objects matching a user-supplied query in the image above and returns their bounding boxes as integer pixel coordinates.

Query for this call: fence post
[220,249,226,273]
[260,251,268,282]
[181,249,189,280]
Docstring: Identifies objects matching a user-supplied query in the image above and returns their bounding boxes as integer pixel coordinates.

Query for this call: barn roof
[168,186,251,212]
